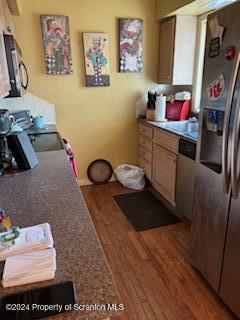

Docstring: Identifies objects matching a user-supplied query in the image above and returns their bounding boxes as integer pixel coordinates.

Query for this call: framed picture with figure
[119,18,143,73]
[40,15,73,75]
[83,33,110,87]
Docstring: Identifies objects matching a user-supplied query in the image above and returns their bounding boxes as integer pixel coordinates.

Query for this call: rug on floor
[114,190,180,231]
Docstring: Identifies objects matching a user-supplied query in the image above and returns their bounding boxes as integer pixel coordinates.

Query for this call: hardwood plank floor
[81,182,235,320]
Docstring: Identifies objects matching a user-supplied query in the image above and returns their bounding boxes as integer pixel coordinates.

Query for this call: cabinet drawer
[138,145,152,163]
[154,129,179,153]
[138,123,153,139]
[138,156,152,181]
[138,134,153,152]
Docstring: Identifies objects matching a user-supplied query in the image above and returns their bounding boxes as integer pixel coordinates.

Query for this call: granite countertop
[0,151,121,320]
[138,118,198,144]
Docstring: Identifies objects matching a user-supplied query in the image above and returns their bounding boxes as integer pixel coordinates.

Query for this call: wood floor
[81,182,235,320]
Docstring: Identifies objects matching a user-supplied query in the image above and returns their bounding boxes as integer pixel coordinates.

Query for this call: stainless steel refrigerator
[190,1,240,317]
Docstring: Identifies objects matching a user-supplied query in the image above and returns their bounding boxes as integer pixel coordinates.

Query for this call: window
[192,14,207,113]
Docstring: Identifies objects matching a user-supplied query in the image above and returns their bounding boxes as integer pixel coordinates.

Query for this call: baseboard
[77,176,116,187]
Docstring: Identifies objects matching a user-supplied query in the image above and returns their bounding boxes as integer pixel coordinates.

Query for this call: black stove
[28,131,65,153]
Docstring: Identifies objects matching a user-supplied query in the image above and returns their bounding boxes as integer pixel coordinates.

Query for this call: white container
[155,95,167,122]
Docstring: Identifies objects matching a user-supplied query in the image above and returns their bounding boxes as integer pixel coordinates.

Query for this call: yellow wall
[13,0,159,182]
[156,0,194,19]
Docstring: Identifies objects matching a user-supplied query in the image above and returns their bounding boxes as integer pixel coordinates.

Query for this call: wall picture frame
[40,15,73,75]
[119,18,143,73]
[83,32,110,87]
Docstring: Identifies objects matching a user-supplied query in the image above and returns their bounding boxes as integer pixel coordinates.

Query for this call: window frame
[192,13,208,113]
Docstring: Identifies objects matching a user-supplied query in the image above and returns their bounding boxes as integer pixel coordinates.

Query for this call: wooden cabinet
[158,15,197,85]
[153,144,177,204]
[158,17,175,84]
[138,123,153,181]
[138,122,179,205]
[0,0,15,35]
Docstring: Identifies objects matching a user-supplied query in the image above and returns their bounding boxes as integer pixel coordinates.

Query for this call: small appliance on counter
[0,109,12,174]
[0,109,38,176]
[10,110,32,130]
[166,100,191,121]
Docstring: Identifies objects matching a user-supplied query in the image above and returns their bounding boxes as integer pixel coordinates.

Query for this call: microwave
[3,34,28,98]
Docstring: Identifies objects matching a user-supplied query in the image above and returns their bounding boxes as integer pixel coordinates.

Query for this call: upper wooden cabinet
[6,0,22,16]
[158,15,197,85]
[0,0,15,35]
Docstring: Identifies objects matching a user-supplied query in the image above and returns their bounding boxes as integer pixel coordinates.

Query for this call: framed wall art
[40,15,73,75]
[83,33,110,87]
[119,18,143,73]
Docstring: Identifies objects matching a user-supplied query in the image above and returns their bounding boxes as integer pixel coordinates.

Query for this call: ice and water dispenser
[199,108,224,174]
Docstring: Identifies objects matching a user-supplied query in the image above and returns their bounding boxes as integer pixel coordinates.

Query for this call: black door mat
[114,191,180,231]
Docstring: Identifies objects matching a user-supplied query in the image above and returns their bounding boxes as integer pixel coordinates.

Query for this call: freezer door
[220,198,240,318]
[219,67,240,317]
[189,163,230,292]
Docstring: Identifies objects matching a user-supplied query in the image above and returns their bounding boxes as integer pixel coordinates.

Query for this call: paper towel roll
[155,95,166,121]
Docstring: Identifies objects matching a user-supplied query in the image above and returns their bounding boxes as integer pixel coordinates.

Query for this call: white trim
[77,176,116,187]
[192,13,208,113]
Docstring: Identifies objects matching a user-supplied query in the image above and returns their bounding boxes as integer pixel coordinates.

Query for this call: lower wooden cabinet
[152,144,177,204]
[138,122,179,205]
[138,155,152,181]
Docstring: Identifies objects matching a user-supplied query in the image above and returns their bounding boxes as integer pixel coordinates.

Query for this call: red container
[166,100,191,121]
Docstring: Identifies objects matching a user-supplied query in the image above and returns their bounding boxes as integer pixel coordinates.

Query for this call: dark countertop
[0,151,121,319]
[26,124,58,135]
[138,118,198,144]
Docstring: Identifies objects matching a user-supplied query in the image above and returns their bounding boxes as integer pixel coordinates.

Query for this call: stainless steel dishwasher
[176,138,196,220]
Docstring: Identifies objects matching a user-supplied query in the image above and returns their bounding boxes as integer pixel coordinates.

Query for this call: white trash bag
[114,164,145,190]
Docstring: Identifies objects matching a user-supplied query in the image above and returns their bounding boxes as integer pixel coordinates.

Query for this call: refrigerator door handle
[231,93,240,199]
[223,52,240,193]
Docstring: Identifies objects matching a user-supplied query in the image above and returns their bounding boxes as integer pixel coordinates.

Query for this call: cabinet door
[0,0,15,35]
[153,144,177,203]
[158,16,175,84]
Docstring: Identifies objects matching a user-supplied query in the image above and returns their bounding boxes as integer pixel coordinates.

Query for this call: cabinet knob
[167,76,170,80]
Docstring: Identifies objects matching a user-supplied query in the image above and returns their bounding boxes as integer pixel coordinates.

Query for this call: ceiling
[168,0,237,16]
